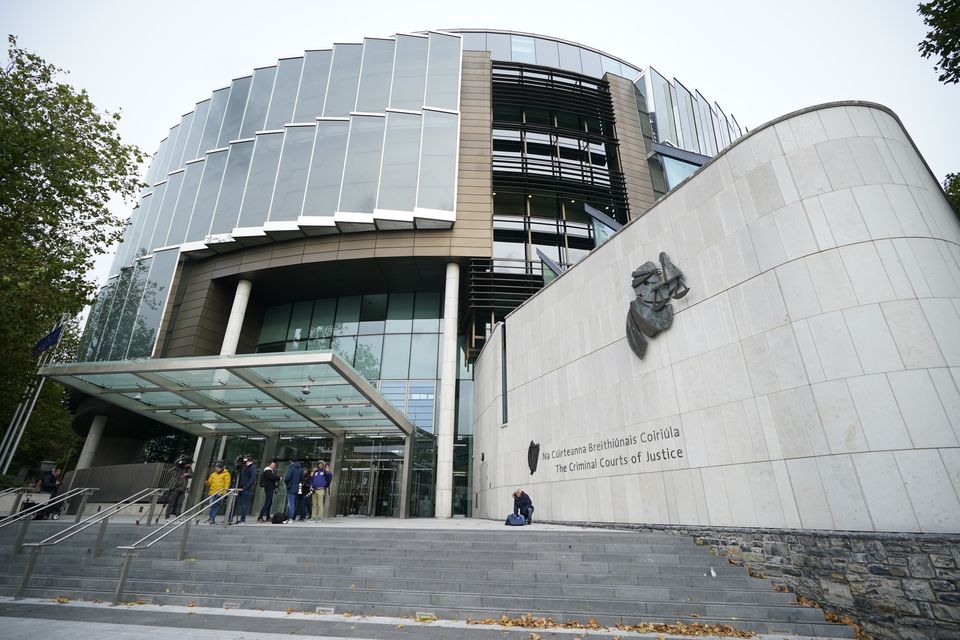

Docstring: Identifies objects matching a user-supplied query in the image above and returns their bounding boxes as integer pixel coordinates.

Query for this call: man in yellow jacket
[205,461,231,524]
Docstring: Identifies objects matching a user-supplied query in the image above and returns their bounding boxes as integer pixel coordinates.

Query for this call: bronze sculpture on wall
[625,252,689,359]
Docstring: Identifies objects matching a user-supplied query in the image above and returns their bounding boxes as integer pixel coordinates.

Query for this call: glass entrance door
[335,437,404,517]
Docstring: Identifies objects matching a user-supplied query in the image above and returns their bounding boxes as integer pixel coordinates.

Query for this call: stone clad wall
[473,101,960,534]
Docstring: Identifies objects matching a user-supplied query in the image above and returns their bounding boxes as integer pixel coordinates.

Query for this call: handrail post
[74,490,92,523]
[177,517,192,561]
[13,517,31,554]
[93,515,110,558]
[10,489,25,515]
[113,550,137,605]
[146,492,159,526]
[16,546,41,598]
[222,492,234,527]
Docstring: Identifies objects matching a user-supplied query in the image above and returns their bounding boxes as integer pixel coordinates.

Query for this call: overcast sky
[5,0,958,287]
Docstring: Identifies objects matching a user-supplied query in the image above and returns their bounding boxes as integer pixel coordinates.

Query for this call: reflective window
[334,296,362,336]
[166,160,204,246]
[109,257,152,360]
[146,138,168,186]
[486,33,511,61]
[674,81,700,155]
[217,76,252,147]
[694,91,717,156]
[579,49,603,77]
[240,66,277,138]
[265,57,304,130]
[287,300,313,345]
[185,149,228,241]
[323,44,363,117]
[168,114,192,173]
[332,335,356,362]
[355,38,395,113]
[601,56,622,78]
[124,193,152,263]
[511,35,536,64]
[125,247,179,359]
[416,110,458,211]
[78,283,112,361]
[269,125,315,221]
[557,43,582,73]
[259,304,291,343]
[424,32,461,111]
[354,335,383,380]
[302,120,349,217]
[714,101,731,148]
[136,182,166,257]
[662,156,699,189]
[413,292,440,333]
[150,170,184,249]
[209,140,254,234]
[385,293,414,333]
[237,132,283,228]
[390,35,428,111]
[460,32,485,51]
[359,294,388,335]
[534,38,559,68]
[293,50,331,122]
[94,272,130,360]
[181,99,210,163]
[339,115,385,213]
[198,87,230,155]
[310,298,336,339]
[381,334,411,378]
[410,334,439,378]
[162,125,183,176]
[111,209,138,276]
[377,112,421,212]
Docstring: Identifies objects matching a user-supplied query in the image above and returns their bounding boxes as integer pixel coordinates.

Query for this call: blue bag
[505,513,526,526]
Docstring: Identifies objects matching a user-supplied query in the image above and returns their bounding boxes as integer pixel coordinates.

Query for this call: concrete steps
[0,521,855,637]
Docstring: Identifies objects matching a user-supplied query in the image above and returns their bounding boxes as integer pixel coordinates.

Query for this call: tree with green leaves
[944,172,960,214]
[918,0,960,84]
[0,35,143,473]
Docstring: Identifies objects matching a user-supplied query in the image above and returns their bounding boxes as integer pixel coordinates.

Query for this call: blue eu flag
[32,325,62,356]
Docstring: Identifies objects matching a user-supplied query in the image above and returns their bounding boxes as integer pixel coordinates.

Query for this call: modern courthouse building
[43,29,960,532]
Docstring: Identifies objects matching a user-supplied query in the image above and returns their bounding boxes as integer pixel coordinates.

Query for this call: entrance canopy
[40,352,415,438]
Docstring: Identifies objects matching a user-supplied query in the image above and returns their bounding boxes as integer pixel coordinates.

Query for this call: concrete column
[75,415,107,470]
[434,262,459,518]
[189,436,217,505]
[220,279,252,356]
[325,434,345,519]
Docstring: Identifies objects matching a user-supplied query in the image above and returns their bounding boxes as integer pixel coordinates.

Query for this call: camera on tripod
[174,454,194,469]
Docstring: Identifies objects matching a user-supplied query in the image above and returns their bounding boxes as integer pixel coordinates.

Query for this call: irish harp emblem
[527,440,540,475]
[625,252,689,359]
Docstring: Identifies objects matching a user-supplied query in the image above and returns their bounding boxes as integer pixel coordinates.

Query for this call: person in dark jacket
[296,466,312,521]
[283,458,302,521]
[257,460,279,522]
[234,454,258,524]
[164,464,192,519]
[513,488,534,524]
[40,468,61,496]
[310,462,333,522]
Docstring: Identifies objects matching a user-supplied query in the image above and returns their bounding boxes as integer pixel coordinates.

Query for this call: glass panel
[123,195,151,264]
[486,33,511,61]
[356,38,395,113]
[167,116,190,173]
[148,137,170,185]
[557,43,582,73]
[259,304,291,344]
[237,132,283,228]
[695,91,717,156]
[358,294,388,335]
[217,76,252,147]
[240,66,277,138]
[300,299,332,340]
[150,170,184,249]
[268,125,315,221]
[108,257,152,360]
[409,333,439,378]
[185,149,228,241]
[385,292,414,333]
[333,296,361,336]
[91,273,128,360]
[407,381,436,431]
[111,209,138,275]
[265,57,304,129]
[579,49,603,77]
[510,35,536,64]
[302,120,349,217]
[354,334,383,380]
[181,99,210,163]
[209,140,254,234]
[416,110,457,211]
[714,102,731,149]
[323,44,363,117]
[601,56,622,77]
[287,300,313,347]
[534,38,559,68]
[649,68,677,146]
[78,282,113,361]
[381,334,411,378]
[125,248,179,358]
[390,34,428,111]
[136,182,166,256]
[332,335,357,363]
[377,112,420,212]
[293,50,332,122]
[674,81,700,155]
[460,32,485,51]
[413,291,440,333]
[166,161,203,246]
[339,115,385,213]
[423,32,460,111]
[198,87,230,154]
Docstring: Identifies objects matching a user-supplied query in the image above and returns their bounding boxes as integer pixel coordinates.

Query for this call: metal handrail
[0,487,29,516]
[112,488,239,604]
[15,487,167,598]
[0,487,96,530]
[0,487,28,498]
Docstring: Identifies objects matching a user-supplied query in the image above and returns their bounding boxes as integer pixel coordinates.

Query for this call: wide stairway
[0,520,853,637]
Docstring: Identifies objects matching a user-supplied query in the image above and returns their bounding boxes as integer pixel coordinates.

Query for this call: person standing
[296,465,312,521]
[40,468,61,497]
[512,488,534,524]
[164,464,192,519]
[257,460,279,522]
[235,454,258,524]
[310,462,333,522]
[283,458,302,522]
[205,462,231,524]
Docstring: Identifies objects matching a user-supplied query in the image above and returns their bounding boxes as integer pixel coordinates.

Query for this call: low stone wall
[566,521,960,640]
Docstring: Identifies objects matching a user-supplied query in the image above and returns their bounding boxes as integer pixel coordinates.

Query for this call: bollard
[93,515,111,558]
[16,546,41,598]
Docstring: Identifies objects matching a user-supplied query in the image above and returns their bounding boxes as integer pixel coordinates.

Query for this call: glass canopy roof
[39,352,415,438]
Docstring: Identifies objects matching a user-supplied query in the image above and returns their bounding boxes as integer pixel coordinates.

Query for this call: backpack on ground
[505,513,526,526]
[271,512,288,524]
